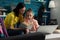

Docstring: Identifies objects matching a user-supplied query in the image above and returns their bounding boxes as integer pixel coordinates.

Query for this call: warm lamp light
[49,1,55,8]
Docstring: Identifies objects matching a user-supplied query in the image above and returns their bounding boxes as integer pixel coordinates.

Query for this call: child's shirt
[23,18,39,31]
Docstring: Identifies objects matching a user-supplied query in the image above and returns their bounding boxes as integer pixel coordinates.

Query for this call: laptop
[19,23,58,34]
[37,25,58,34]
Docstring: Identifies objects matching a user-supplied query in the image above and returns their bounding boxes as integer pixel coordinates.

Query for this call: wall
[51,0,60,28]
[0,0,50,16]
[0,0,42,16]
[0,0,50,25]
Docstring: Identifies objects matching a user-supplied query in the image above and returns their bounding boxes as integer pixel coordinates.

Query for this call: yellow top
[4,11,24,29]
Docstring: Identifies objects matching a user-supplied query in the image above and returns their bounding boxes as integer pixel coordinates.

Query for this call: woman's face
[19,7,26,14]
[26,11,33,20]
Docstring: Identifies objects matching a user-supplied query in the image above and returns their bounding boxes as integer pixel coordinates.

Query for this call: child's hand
[26,29,30,34]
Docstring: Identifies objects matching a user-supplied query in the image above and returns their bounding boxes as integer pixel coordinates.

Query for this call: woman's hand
[10,26,24,30]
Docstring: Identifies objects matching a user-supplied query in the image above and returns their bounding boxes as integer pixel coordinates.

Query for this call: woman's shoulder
[8,11,14,15]
[6,11,15,17]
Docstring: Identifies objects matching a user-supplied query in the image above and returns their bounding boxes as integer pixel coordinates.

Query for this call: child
[22,8,39,34]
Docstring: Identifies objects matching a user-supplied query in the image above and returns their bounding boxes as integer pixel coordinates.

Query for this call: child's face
[26,11,33,19]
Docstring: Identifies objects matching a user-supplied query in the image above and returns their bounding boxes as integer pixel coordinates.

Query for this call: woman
[22,8,39,34]
[4,2,26,36]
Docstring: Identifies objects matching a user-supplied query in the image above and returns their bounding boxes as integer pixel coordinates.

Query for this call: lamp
[49,1,55,8]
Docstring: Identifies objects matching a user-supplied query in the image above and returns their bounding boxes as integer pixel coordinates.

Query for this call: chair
[48,19,58,25]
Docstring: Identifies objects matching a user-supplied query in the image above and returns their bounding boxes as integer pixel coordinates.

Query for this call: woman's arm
[10,20,25,30]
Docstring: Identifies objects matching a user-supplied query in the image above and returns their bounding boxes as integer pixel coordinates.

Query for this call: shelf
[0,15,6,17]
[35,1,46,3]
[0,9,7,11]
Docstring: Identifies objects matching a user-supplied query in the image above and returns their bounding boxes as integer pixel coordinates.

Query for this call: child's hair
[24,8,34,17]
[26,8,32,12]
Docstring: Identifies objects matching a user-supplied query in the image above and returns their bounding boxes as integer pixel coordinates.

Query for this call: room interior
[0,0,60,40]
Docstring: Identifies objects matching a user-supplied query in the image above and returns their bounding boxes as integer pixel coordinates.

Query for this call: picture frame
[24,0,30,4]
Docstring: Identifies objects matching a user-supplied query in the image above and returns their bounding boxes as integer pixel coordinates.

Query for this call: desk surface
[45,33,60,39]
[45,29,60,39]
